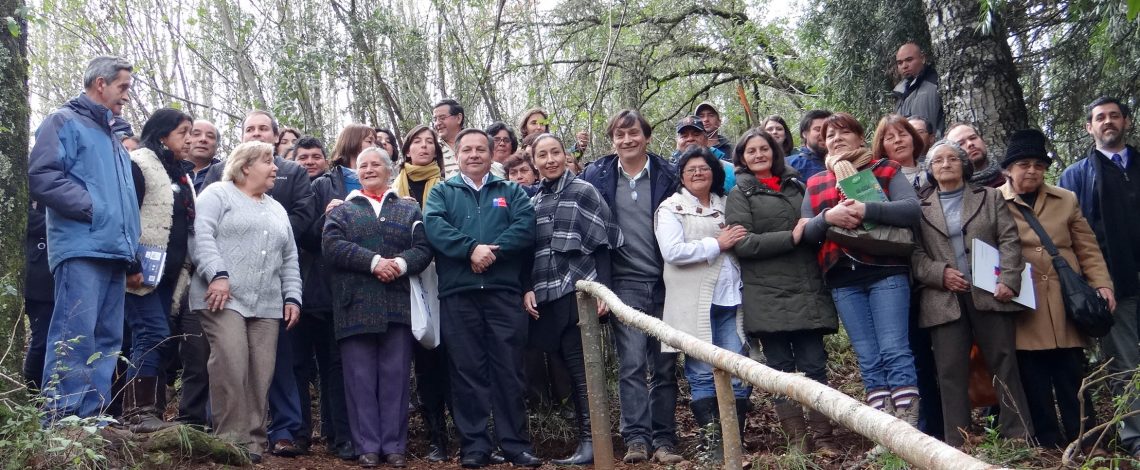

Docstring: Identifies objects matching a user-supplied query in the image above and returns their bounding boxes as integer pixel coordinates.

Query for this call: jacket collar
[920,184,986,237]
[66,93,115,131]
[734,168,802,195]
[1000,182,1064,213]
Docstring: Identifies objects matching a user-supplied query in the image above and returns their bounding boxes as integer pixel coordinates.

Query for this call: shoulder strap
[1013,203,1060,257]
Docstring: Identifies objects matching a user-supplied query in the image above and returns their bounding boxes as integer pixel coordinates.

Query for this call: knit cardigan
[323,191,433,341]
[656,190,745,353]
[189,182,301,318]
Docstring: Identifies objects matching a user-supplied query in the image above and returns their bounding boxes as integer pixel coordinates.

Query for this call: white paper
[971,239,1036,309]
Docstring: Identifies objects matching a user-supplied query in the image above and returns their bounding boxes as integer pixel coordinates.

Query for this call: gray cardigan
[190,181,302,318]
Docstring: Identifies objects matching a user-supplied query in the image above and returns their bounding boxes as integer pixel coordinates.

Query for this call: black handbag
[1013,204,1113,337]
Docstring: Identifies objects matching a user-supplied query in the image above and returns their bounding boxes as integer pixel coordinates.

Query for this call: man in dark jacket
[22,200,53,391]
[201,110,316,455]
[28,55,141,421]
[788,110,832,179]
[1059,96,1140,458]
[947,123,1005,188]
[695,101,733,156]
[424,129,539,469]
[188,120,220,192]
[580,110,683,464]
[893,42,944,136]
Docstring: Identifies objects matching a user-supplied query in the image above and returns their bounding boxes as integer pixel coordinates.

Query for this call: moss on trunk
[0,0,30,394]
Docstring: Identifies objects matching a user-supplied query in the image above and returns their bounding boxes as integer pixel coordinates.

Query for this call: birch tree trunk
[215,0,267,110]
[0,0,30,392]
[924,0,1029,157]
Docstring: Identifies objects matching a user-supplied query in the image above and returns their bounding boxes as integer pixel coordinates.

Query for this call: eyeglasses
[493,137,511,144]
[683,166,713,175]
[929,156,962,166]
[432,114,453,124]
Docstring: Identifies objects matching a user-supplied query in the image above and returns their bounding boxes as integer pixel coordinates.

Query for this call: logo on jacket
[494,197,508,208]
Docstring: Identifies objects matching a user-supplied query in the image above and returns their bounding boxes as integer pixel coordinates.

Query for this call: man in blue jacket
[424,128,539,469]
[28,55,141,422]
[1060,96,1139,458]
[580,109,683,464]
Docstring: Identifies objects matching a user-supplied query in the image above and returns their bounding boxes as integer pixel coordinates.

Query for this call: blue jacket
[1059,145,1140,291]
[28,94,140,271]
[787,146,827,180]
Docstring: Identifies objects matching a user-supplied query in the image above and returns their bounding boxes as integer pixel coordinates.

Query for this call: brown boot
[124,376,177,433]
[774,400,809,454]
[806,409,841,458]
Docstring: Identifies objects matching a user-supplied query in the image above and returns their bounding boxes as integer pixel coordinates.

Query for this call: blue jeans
[268,322,304,442]
[830,274,916,391]
[611,280,678,449]
[41,258,127,421]
[684,304,751,400]
[124,282,174,380]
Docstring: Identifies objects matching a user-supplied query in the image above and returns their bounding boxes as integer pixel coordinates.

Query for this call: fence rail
[574,280,1004,470]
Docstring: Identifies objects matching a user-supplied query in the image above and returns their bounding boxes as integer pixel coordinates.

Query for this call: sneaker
[653,445,684,464]
[623,441,649,463]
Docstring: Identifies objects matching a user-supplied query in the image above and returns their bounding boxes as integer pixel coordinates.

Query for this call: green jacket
[424,173,536,297]
[725,170,838,335]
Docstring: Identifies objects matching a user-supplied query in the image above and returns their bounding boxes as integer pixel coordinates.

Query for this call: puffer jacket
[28,94,140,270]
[725,169,838,335]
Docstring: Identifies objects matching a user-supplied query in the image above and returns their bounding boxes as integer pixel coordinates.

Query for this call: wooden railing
[574,280,1005,470]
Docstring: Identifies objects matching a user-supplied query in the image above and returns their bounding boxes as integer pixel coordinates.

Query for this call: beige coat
[999,183,1113,350]
[912,185,1025,328]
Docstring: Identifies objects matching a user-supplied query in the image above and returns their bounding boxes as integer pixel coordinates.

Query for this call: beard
[809,142,827,157]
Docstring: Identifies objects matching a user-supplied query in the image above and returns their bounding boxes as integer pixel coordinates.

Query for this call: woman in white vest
[654,145,751,461]
[123,107,195,433]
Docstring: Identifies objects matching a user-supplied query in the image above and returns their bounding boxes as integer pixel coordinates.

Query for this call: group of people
[22,48,1140,469]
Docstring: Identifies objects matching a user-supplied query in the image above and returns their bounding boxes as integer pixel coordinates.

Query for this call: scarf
[824,148,874,181]
[393,163,441,202]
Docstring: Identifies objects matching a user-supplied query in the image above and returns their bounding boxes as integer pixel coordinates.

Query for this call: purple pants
[340,325,414,455]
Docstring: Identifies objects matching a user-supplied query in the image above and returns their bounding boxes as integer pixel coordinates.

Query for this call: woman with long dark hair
[122,107,195,432]
[762,115,796,158]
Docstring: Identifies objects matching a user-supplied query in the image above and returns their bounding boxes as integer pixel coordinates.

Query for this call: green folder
[837,169,887,230]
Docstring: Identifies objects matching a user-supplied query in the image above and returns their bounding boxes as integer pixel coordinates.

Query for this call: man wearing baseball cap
[695,102,733,156]
[671,115,735,192]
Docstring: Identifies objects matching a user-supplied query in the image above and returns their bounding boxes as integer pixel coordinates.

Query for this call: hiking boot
[774,400,809,454]
[123,376,177,433]
[806,409,841,458]
[623,441,649,463]
[653,445,684,464]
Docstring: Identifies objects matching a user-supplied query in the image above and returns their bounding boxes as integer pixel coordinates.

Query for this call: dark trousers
[413,341,451,447]
[1100,281,1140,453]
[441,290,534,458]
[341,326,414,455]
[611,280,678,449]
[911,292,945,439]
[533,294,589,435]
[929,296,1032,446]
[1018,347,1096,448]
[175,301,212,427]
[754,330,829,384]
[23,298,54,390]
[268,322,304,442]
[289,311,351,448]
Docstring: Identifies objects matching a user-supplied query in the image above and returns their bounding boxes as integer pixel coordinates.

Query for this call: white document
[971,239,1036,309]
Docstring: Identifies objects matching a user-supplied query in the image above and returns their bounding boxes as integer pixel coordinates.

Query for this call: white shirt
[1098,147,1131,169]
[345,189,408,275]
[460,172,491,191]
[654,193,742,306]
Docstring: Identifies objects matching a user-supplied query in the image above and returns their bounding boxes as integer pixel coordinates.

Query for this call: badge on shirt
[494,197,508,208]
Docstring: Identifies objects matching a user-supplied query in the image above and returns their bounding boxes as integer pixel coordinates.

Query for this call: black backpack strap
[1013,203,1061,257]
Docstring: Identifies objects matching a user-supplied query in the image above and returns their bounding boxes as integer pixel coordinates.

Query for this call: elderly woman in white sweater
[190,141,301,463]
[655,145,750,462]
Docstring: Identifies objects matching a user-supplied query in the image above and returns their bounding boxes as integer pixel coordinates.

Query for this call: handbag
[1013,204,1113,337]
[826,224,915,257]
[409,261,440,349]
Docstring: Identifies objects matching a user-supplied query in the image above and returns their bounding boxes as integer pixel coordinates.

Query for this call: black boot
[124,376,177,433]
[423,406,449,462]
[690,397,723,463]
[553,356,593,465]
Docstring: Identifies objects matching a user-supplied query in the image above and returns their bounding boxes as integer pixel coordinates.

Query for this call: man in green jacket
[423,128,539,469]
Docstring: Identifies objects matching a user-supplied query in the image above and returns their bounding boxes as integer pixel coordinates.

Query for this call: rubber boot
[806,409,841,458]
[774,400,809,454]
[423,406,449,462]
[552,366,593,465]
[690,397,723,463]
[124,376,177,433]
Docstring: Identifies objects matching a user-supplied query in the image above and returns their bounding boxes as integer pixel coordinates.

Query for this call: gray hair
[356,146,394,175]
[923,138,973,183]
[83,56,133,89]
[223,141,274,183]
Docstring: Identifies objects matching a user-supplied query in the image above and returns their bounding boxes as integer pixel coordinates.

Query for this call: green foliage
[971,415,1038,466]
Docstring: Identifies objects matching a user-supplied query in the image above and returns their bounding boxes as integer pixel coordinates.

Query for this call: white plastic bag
[409,261,440,348]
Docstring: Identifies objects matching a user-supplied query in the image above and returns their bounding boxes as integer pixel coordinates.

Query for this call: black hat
[1001,129,1052,169]
[676,115,705,134]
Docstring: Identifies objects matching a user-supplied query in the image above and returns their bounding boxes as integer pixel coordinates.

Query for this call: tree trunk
[924,0,1029,157]
[0,0,30,393]
[215,0,267,110]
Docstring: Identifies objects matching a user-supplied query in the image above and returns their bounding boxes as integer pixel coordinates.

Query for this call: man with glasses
[580,110,683,464]
[433,99,465,178]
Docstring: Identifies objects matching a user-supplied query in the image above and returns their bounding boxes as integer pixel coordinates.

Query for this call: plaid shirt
[807,159,908,274]
[531,171,623,304]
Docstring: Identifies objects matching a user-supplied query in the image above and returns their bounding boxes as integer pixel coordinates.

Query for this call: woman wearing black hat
[998,129,1115,452]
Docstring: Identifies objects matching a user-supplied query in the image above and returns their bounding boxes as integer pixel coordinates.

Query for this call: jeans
[830,273,916,391]
[611,280,678,449]
[124,282,175,380]
[41,257,127,421]
[1100,279,1140,453]
[267,322,303,442]
[684,304,750,400]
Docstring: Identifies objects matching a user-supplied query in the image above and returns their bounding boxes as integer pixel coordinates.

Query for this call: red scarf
[361,189,387,204]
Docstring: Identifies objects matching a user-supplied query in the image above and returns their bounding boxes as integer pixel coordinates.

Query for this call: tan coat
[912,185,1025,328]
[999,183,1113,350]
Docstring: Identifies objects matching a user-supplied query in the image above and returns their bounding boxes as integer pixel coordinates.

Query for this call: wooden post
[714,368,743,470]
[576,292,614,470]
